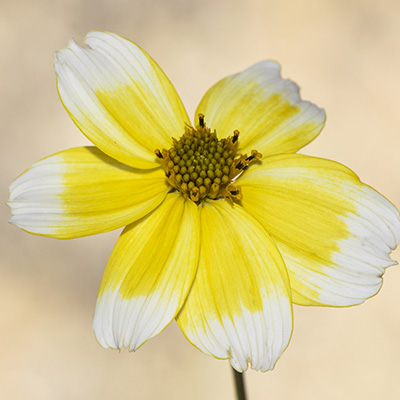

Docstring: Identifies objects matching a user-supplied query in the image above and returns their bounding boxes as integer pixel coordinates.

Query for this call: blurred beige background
[1,0,400,399]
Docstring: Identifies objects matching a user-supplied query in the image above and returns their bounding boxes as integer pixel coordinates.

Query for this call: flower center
[155,114,261,203]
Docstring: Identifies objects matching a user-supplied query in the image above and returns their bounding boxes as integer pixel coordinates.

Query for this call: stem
[232,367,247,400]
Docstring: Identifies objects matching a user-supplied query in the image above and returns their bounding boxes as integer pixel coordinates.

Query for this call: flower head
[8,32,400,372]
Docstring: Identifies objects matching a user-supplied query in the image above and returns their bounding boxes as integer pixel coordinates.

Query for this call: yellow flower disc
[156,114,261,203]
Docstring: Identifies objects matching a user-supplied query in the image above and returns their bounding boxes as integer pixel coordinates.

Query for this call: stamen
[155,149,163,159]
[155,115,261,203]
[198,113,205,128]
[232,130,239,144]
[235,160,245,171]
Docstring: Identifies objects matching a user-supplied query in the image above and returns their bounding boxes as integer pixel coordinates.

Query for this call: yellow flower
[8,32,400,372]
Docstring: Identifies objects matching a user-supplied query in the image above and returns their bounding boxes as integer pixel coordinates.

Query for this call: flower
[8,31,400,372]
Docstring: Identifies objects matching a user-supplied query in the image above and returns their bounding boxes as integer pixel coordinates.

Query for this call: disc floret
[155,114,261,203]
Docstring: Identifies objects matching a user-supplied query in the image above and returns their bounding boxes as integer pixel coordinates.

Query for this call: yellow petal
[93,193,199,351]
[195,61,325,157]
[239,154,400,306]
[8,147,168,239]
[176,200,292,372]
[55,31,190,169]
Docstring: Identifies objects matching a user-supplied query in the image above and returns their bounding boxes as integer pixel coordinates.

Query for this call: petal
[195,61,325,157]
[8,147,168,239]
[55,31,190,169]
[239,154,400,306]
[93,192,200,351]
[176,200,292,372]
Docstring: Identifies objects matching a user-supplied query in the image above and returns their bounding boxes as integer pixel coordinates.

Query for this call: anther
[235,161,245,170]
[198,113,205,128]
[245,155,255,162]
[226,184,243,201]
[155,149,163,159]
[232,130,240,144]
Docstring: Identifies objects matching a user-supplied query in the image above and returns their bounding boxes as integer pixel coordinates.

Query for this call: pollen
[155,114,262,203]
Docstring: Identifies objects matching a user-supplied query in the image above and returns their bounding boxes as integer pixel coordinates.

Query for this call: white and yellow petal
[176,200,292,372]
[8,147,169,239]
[55,31,190,169]
[195,61,325,157]
[93,193,199,351]
[239,154,400,306]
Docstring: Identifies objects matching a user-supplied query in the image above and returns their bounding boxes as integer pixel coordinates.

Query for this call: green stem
[232,367,247,400]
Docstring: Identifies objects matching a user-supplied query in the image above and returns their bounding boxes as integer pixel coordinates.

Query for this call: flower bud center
[155,115,261,203]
